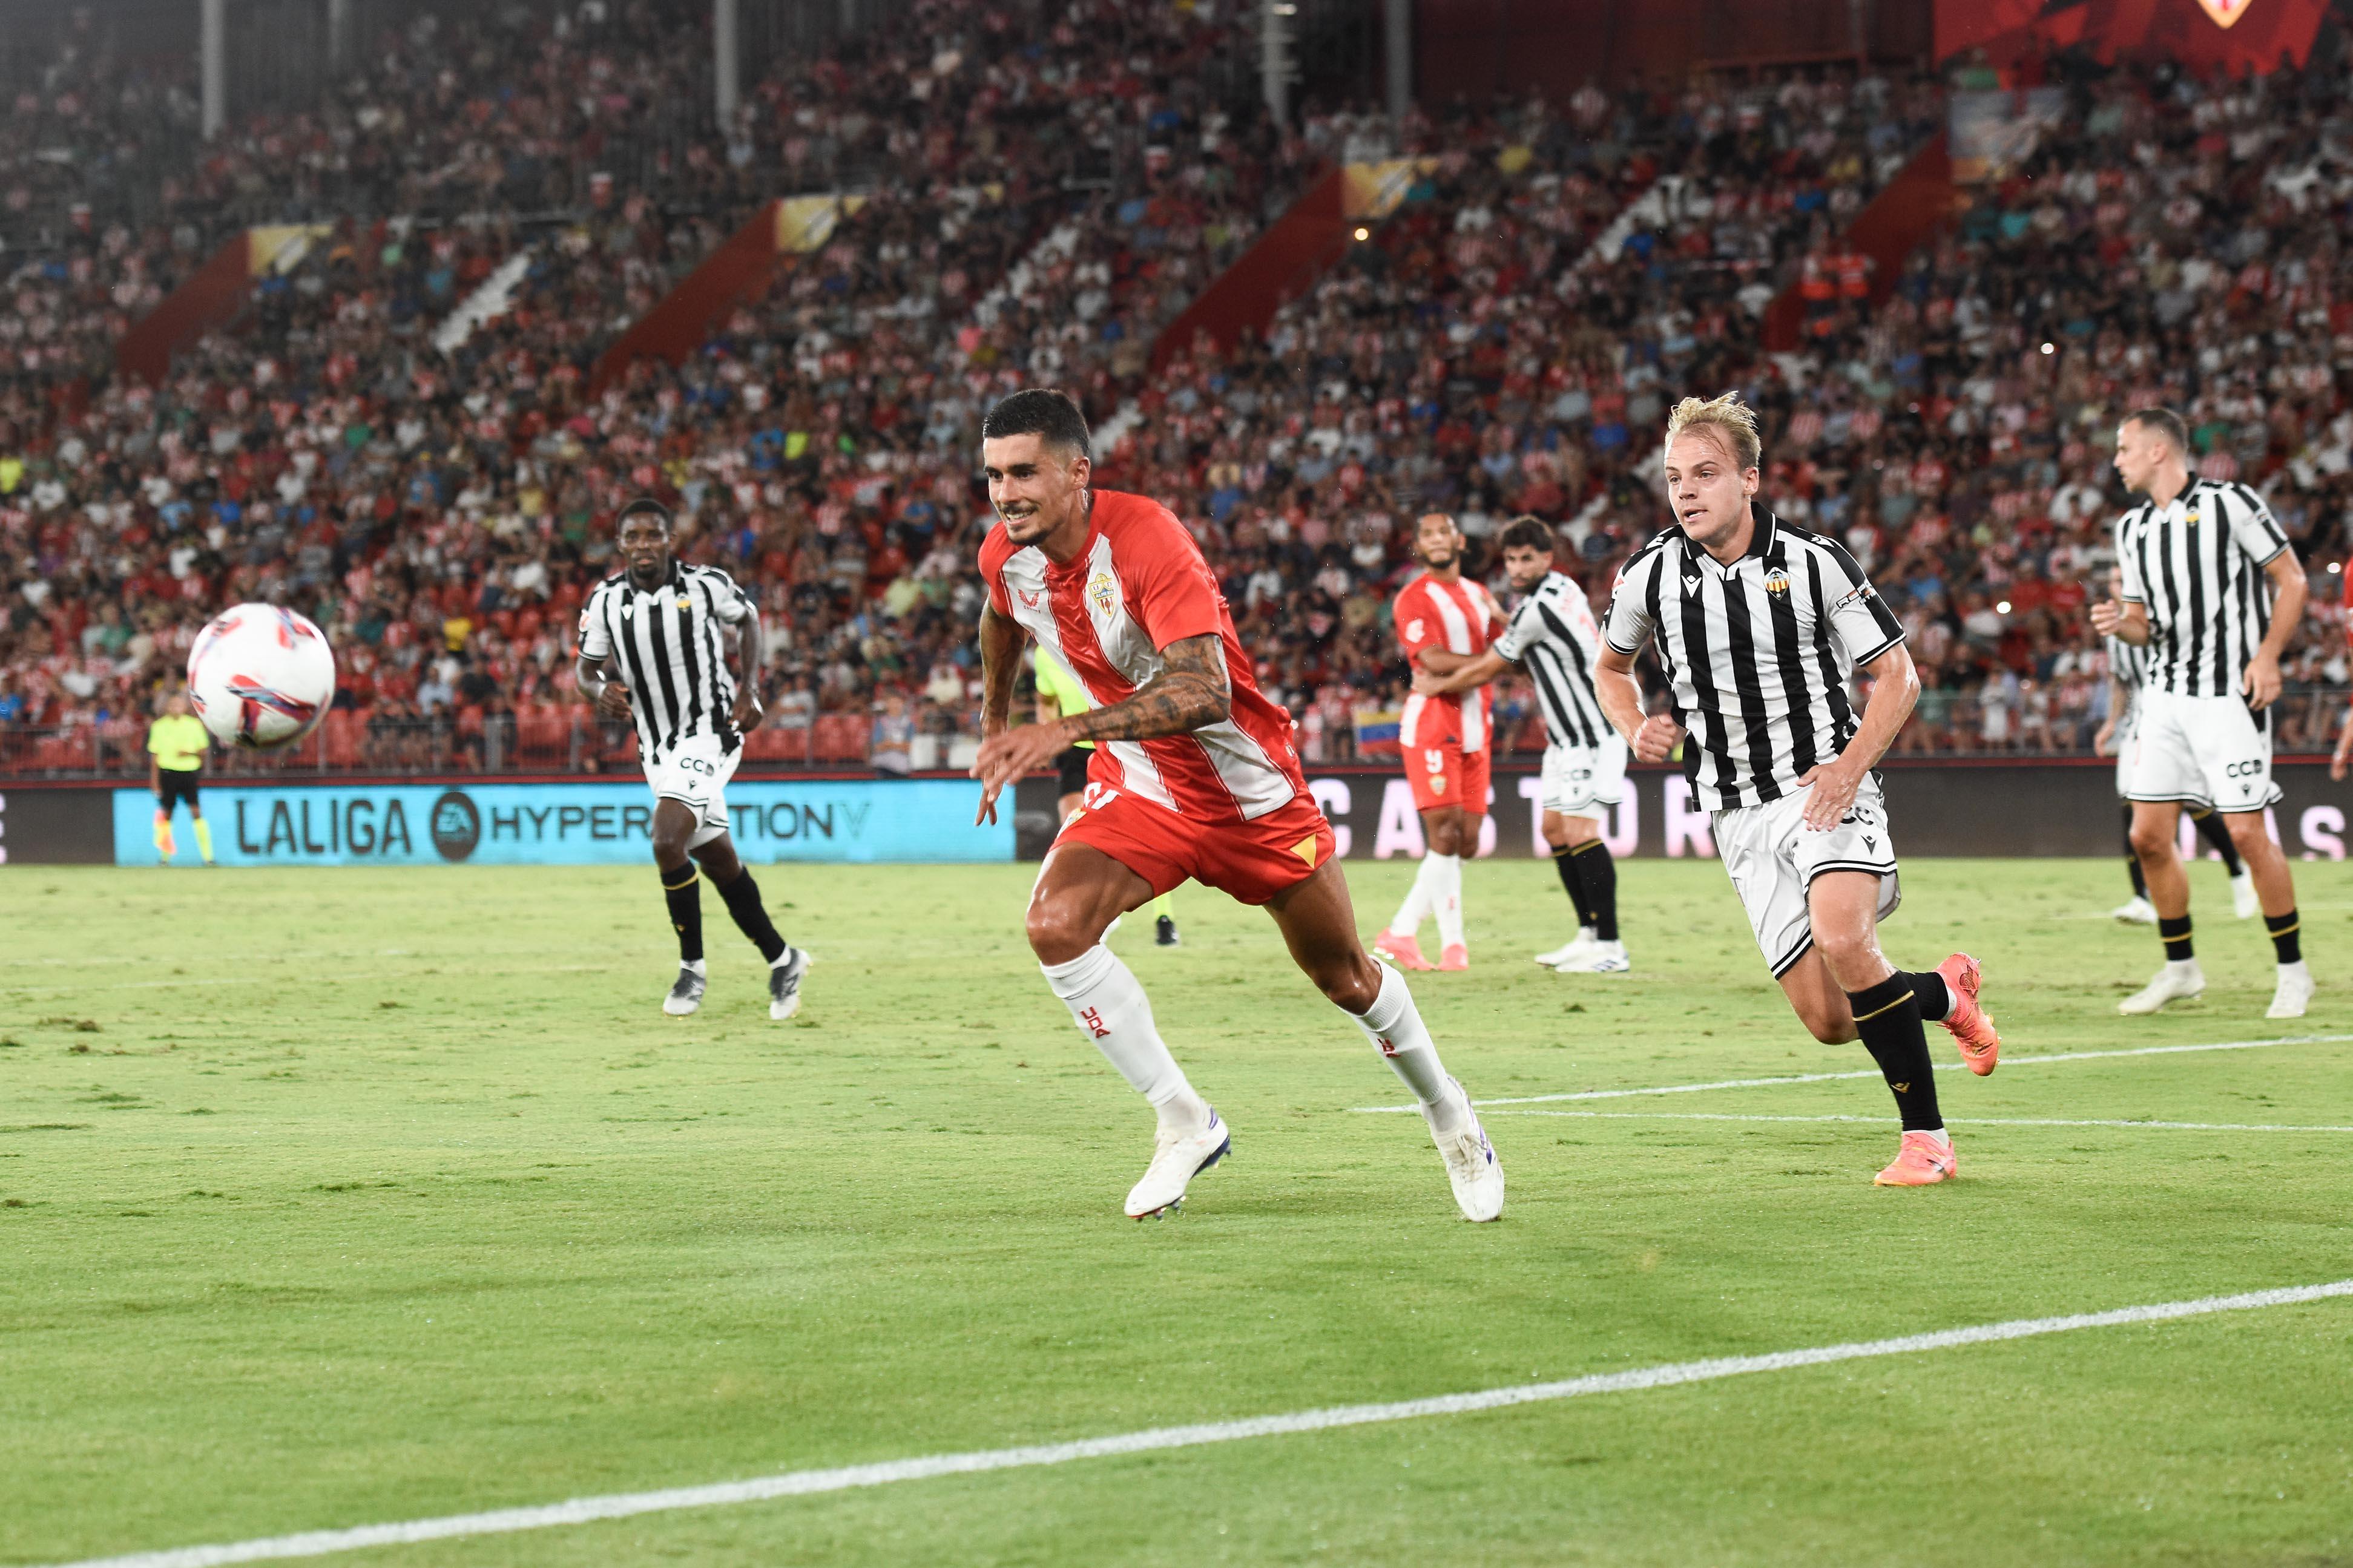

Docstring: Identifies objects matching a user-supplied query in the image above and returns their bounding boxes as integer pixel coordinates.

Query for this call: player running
[1412,516,1628,972]
[146,689,215,866]
[1594,394,1999,1188]
[1036,645,1180,946]
[2092,566,2254,925]
[576,498,811,1021]
[2091,408,2312,1019]
[1373,511,1504,972]
[970,390,1503,1222]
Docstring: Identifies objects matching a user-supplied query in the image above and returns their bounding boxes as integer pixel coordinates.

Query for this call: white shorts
[1539,735,1629,818]
[1714,774,1902,978]
[2112,713,2135,801]
[2122,688,2277,812]
[644,730,742,848]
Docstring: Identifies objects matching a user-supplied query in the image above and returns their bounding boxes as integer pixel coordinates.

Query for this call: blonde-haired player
[1593,393,1999,1187]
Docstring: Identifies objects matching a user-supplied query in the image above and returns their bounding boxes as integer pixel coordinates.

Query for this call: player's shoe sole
[1125,1110,1231,1219]
[769,946,811,1021]
[1874,1130,1957,1186]
[663,966,706,1017]
[1421,1077,1504,1221]
[2118,963,2204,1015]
[1373,931,1433,971]
[1935,951,1999,1074]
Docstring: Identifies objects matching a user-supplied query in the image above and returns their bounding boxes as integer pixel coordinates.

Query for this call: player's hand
[2242,652,2283,712]
[1409,668,1450,697]
[732,689,765,733]
[595,679,633,723]
[971,721,1070,825]
[1797,759,1864,832]
[2092,717,2115,756]
[2089,598,2124,637]
[2332,741,2349,783]
[1630,713,1683,764]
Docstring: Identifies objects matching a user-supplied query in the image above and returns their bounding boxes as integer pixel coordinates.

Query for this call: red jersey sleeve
[977,522,1014,619]
[1394,581,1441,667]
[1105,496,1224,648]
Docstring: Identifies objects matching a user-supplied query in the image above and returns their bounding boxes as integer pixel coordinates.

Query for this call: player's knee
[1811,931,1877,989]
[1025,897,1103,966]
[2127,821,2173,861]
[1314,953,1384,1013]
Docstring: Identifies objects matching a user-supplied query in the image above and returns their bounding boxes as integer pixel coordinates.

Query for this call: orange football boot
[1374,931,1433,971]
[1874,1130,1958,1186]
[1438,944,1470,971]
[1935,953,1999,1075]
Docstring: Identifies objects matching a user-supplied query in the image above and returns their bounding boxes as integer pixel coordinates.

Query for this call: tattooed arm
[972,633,1231,819]
[971,602,1031,825]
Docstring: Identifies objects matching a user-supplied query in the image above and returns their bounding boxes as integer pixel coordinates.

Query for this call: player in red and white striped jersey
[1374,513,1506,972]
[969,390,1503,1224]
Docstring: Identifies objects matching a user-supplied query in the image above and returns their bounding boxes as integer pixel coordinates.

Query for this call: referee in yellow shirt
[147,690,215,865]
[1034,647,1180,946]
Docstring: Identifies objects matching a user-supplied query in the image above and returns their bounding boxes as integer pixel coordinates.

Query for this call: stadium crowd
[3,4,2350,777]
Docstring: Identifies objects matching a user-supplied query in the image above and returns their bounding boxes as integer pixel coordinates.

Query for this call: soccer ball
[186,603,337,750]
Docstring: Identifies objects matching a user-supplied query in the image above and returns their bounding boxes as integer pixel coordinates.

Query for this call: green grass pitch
[3,856,2350,1566]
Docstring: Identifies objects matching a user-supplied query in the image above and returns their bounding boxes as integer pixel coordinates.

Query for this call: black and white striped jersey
[2105,634,2148,732]
[1603,509,1903,812]
[2114,479,2289,699]
[578,561,754,759]
[1494,569,1611,751]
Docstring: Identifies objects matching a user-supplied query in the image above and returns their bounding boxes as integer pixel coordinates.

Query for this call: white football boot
[1534,928,1598,967]
[2118,960,2204,1015]
[663,965,706,1016]
[2231,871,2259,920]
[2268,962,2314,1020]
[2109,895,2159,925]
[1553,940,1630,973]
[768,946,811,1021]
[1124,1109,1231,1219]
[1423,1077,1504,1222]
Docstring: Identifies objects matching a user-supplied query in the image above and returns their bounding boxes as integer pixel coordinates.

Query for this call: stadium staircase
[432,249,539,353]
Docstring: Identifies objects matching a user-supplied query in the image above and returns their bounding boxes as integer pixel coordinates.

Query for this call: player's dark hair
[982,389,1092,460]
[1498,515,1557,554]
[2125,407,2191,462]
[616,497,673,533]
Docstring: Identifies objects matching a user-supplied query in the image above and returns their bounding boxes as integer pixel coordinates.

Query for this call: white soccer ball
[186,603,337,750]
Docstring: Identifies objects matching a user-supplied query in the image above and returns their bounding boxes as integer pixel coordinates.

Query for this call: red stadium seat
[811,714,870,763]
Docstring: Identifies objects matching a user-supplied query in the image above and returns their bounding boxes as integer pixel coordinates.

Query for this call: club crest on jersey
[1087,570,1117,618]
[676,595,691,609]
[1764,567,1791,596]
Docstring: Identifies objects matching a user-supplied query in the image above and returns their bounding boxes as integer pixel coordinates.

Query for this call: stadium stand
[2,7,2348,778]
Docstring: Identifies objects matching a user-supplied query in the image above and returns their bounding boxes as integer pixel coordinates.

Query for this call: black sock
[2159,914,2193,963]
[1846,974,1943,1132]
[2268,909,2301,965]
[1552,847,1593,927]
[662,862,703,963]
[1895,968,1953,1022]
[2192,809,2244,876]
[2122,805,2148,897]
[717,866,789,963]
[1569,839,1619,942]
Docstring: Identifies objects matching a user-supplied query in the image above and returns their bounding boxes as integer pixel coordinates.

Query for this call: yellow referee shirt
[147,713,211,772]
[1033,651,1095,750]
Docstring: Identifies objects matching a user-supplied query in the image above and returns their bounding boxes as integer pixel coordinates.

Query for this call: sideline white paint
[1352,1034,2353,1113]
[44,1280,2353,1568]
[1488,1109,2353,1133]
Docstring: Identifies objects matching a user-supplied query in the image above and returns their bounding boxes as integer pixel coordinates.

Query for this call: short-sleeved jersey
[1604,508,1902,812]
[578,559,754,762]
[1495,570,1611,750]
[980,489,1306,822]
[146,713,211,772]
[2114,479,2288,699]
[1395,571,1506,751]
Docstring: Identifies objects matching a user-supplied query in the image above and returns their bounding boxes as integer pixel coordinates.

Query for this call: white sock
[1919,1127,1952,1148]
[1429,852,1465,949]
[1388,861,1435,937]
[1041,946,1208,1132]
[1349,964,1461,1125]
[2167,957,2202,981]
[683,958,706,976]
[2280,958,2311,980]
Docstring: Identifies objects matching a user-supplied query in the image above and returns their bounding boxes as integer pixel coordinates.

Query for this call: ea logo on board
[429,790,481,862]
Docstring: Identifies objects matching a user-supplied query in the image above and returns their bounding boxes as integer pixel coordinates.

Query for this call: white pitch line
[42,1279,2353,1568]
[1487,1110,2353,1133]
[1352,1033,2353,1112]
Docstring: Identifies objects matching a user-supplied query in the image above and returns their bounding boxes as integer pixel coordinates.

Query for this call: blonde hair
[1662,391,1762,471]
